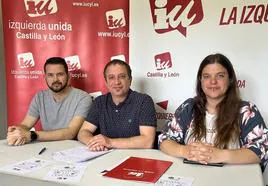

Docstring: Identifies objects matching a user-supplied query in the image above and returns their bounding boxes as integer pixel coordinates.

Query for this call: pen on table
[38,147,47,155]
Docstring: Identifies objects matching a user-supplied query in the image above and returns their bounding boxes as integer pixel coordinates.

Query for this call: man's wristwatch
[30,131,38,142]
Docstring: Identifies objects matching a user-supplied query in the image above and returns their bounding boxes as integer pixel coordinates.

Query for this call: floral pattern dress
[159,98,268,171]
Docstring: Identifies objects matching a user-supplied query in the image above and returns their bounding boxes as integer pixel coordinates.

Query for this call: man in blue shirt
[78,59,157,151]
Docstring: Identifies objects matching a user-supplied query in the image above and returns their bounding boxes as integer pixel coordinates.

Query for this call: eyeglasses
[200,72,227,81]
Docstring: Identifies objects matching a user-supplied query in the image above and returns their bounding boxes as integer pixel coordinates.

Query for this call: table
[0,140,264,186]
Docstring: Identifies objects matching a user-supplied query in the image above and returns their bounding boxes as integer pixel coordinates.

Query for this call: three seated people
[7,54,268,170]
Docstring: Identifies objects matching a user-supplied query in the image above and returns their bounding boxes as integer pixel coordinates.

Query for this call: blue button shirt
[86,89,157,138]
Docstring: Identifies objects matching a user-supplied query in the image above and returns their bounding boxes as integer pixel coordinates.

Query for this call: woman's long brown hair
[190,53,241,149]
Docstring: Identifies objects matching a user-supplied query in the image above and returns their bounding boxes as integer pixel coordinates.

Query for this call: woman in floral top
[159,53,268,170]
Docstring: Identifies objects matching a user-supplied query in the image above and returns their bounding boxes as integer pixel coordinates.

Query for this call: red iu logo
[149,0,204,36]
[154,52,172,70]
[17,52,35,68]
[24,0,58,17]
[106,9,126,29]
[66,62,80,72]
[65,56,81,72]
[19,57,34,68]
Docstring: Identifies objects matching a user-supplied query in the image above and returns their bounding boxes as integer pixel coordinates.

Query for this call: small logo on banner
[149,0,204,36]
[155,52,172,70]
[24,0,58,17]
[106,9,126,29]
[17,52,35,68]
[12,53,42,79]
[65,56,81,72]
[147,52,179,78]
[65,55,88,79]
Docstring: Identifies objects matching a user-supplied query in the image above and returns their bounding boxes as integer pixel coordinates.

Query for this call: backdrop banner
[130,0,268,184]
[2,0,129,130]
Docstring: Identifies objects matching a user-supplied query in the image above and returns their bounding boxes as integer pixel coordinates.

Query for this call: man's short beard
[48,82,68,93]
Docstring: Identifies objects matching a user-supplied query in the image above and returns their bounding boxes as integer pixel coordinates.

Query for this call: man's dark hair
[103,59,132,80]
[44,57,68,74]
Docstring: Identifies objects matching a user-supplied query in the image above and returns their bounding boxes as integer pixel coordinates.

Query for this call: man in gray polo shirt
[78,59,157,151]
[7,57,92,146]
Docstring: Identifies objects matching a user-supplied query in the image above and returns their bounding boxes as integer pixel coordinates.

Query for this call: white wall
[0,1,7,139]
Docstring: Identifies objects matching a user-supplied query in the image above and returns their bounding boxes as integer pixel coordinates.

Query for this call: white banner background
[130,0,268,184]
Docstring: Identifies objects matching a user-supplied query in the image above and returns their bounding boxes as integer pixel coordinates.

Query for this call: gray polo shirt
[28,87,92,130]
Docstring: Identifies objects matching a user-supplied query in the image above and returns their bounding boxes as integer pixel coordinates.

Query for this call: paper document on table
[44,164,87,183]
[155,174,194,186]
[52,146,112,163]
[0,158,52,174]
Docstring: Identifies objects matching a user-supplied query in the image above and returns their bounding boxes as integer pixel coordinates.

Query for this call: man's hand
[7,126,31,146]
[87,134,112,151]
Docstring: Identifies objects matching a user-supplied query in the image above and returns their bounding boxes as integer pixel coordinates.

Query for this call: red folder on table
[103,156,173,183]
